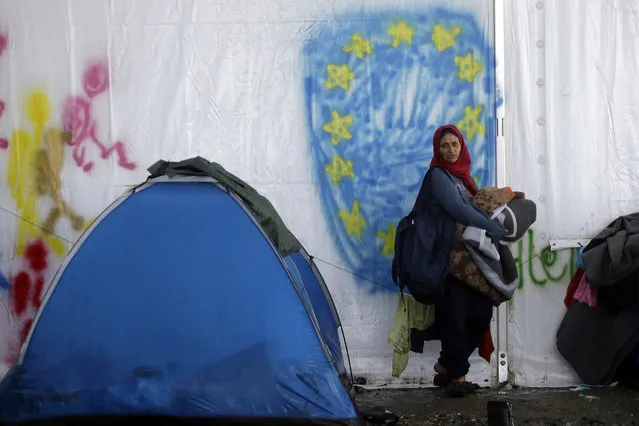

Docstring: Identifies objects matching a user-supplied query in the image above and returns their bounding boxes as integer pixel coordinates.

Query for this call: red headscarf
[430,124,478,195]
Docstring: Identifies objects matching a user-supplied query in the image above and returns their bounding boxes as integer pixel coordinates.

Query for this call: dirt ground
[355,385,639,425]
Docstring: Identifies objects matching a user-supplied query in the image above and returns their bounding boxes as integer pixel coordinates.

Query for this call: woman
[417,124,506,397]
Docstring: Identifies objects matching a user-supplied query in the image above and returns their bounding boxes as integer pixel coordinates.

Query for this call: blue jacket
[414,167,506,281]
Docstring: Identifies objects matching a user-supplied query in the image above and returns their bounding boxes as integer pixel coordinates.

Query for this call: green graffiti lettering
[514,229,578,289]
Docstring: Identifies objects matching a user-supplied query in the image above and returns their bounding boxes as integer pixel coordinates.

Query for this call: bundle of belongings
[557,212,639,390]
[389,186,537,377]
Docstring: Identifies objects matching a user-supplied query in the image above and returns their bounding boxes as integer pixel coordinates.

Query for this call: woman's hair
[439,128,458,141]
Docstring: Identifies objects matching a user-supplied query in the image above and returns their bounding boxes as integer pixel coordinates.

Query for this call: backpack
[391,166,453,304]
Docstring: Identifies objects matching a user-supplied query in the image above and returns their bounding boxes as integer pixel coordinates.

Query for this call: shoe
[433,373,480,391]
[433,373,449,387]
[446,380,468,397]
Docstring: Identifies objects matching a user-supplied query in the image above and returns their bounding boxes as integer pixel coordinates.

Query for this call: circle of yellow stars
[318,20,488,257]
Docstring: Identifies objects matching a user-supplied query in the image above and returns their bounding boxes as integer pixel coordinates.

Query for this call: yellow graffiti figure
[325,153,355,185]
[338,200,366,240]
[323,110,354,146]
[377,223,396,257]
[454,52,483,83]
[7,91,83,255]
[35,129,85,234]
[432,24,462,52]
[83,217,96,231]
[388,21,414,48]
[325,64,355,91]
[457,105,486,142]
[343,34,373,59]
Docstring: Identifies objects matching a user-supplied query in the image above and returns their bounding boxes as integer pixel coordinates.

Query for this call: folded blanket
[494,197,537,243]
[464,196,537,301]
[467,242,519,300]
[449,186,514,306]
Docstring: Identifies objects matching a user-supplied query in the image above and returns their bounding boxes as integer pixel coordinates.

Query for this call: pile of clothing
[557,212,639,389]
[389,187,537,377]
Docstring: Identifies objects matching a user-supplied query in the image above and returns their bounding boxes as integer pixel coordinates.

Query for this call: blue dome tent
[0,157,361,426]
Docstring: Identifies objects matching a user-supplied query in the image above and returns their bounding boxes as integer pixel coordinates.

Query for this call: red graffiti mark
[5,239,49,365]
[32,277,45,307]
[0,33,7,56]
[25,239,48,272]
[10,272,31,317]
[62,60,136,172]
[0,100,9,149]
[0,101,6,149]
[0,33,7,150]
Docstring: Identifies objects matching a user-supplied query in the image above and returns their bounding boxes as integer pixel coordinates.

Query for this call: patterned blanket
[449,187,536,305]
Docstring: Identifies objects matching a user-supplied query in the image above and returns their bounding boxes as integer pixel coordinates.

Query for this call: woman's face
[439,133,461,163]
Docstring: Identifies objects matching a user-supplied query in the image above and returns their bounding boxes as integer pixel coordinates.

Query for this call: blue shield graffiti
[303,7,500,291]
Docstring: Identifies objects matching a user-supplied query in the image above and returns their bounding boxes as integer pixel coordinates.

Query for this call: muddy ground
[355,385,639,425]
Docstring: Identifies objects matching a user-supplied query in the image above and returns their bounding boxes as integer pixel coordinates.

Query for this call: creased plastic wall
[505,0,639,386]
[507,0,639,242]
[0,0,500,385]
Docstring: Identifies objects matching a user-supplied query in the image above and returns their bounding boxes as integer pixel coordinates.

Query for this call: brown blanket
[449,187,514,306]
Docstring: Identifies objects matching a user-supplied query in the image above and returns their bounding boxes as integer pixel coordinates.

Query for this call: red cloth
[430,124,478,195]
[564,268,585,308]
[479,329,494,363]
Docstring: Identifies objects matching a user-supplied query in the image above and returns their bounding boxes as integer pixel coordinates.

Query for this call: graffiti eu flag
[303,7,500,291]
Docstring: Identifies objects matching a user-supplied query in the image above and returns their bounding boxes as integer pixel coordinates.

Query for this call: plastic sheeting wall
[0,0,632,388]
[0,0,500,385]
[505,0,639,386]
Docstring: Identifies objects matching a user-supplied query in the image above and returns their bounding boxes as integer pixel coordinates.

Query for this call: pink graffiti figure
[0,32,8,150]
[62,61,136,172]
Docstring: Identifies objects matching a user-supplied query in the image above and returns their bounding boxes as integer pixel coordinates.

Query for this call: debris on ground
[355,386,639,425]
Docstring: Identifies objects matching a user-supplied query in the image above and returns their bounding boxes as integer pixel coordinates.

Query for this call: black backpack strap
[413,165,456,213]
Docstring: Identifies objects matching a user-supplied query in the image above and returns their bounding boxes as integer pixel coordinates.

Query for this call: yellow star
[344,33,374,59]
[325,154,355,185]
[432,24,462,52]
[377,223,396,257]
[325,64,355,91]
[457,105,486,142]
[338,200,366,240]
[323,110,354,146]
[454,52,483,83]
[388,21,414,48]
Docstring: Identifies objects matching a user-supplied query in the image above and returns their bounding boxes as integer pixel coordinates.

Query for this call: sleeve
[429,168,506,238]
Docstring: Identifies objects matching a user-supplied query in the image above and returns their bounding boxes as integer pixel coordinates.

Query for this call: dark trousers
[435,274,494,379]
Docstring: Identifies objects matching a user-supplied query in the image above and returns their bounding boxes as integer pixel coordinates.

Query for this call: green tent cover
[147,156,302,258]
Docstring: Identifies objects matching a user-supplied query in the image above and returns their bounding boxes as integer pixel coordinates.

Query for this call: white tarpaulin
[0,0,635,388]
[505,0,639,386]
[507,0,639,243]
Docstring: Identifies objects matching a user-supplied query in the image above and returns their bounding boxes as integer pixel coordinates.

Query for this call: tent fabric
[0,179,358,425]
[284,252,344,375]
[147,156,302,257]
